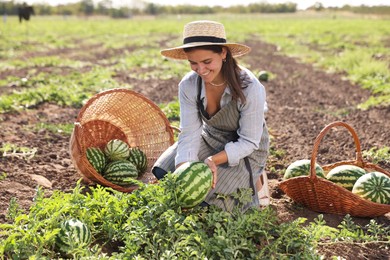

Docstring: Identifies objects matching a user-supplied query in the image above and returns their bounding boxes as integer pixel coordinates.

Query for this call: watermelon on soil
[173,161,213,208]
[326,165,366,191]
[352,171,390,204]
[284,159,325,180]
[104,139,130,161]
[258,70,269,82]
[56,218,91,252]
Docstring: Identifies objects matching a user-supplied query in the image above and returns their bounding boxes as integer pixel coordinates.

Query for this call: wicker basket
[69,88,176,192]
[279,121,390,217]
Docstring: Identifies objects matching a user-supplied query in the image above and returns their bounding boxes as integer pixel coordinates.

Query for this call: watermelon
[86,147,107,174]
[284,159,325,180]
[128,147,148,175]
[104,139,130,161]
[352,171,390,204]
[56,218,91,252]
[173,161,213,208]
[104,160,138,186]
[326,165,366,191]
[258,70,269,82]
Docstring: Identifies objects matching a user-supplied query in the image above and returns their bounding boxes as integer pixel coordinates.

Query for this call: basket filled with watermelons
[279,121,390,217]
[69,88,176,192]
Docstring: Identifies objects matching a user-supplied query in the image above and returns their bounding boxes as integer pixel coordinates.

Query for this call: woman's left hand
[204,157,217,188]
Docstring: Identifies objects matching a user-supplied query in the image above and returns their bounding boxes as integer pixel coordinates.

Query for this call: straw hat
[161,20,251,60]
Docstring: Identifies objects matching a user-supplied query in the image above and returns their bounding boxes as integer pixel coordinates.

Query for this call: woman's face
[186,47,227,83]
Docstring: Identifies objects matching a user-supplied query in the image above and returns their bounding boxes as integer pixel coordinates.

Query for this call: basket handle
[170,125,181,133]
[73,122,86,155]
[310,121,363,179]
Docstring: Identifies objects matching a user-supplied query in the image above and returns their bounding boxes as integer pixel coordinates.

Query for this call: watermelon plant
[0,172,6,181]
[352,171,390,204]
[326,165,366,191]
[284,159,325,179]
[173,161,213,208]
[104,139,130,161]
[160,98,180,121]
[1,179,389,259]
[0,143,38,161]
[34,122,74,135]
[363,146,390,164]
[56,218,91,253]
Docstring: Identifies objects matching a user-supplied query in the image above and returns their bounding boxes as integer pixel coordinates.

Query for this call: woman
[153,20,269,211]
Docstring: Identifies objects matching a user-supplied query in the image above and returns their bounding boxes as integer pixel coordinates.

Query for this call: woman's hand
[175,162,186,169]
[204,156,217,188]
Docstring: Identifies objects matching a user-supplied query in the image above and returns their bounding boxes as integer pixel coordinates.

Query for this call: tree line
[1,1,296,18]
[1,0,389,18]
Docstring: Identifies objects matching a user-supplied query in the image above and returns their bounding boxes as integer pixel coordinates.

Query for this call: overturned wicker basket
[279,121,390,217]
[69,88,176,192]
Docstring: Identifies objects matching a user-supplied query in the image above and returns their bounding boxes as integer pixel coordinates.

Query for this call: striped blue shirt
[175,66,267,167]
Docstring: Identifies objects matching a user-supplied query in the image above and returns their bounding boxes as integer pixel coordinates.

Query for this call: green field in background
[0,12,389,109]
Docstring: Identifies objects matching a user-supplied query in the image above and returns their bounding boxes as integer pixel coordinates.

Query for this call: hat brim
[161,42,251,60]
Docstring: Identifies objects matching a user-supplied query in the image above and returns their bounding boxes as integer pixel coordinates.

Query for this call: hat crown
[160,20,251,60]
[183,20,226,40]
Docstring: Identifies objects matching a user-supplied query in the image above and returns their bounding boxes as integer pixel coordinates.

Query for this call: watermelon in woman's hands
[173,161,213,208]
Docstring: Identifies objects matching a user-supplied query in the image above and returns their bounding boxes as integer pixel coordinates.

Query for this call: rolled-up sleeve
[225,72,266,166]
[175,73,203,166]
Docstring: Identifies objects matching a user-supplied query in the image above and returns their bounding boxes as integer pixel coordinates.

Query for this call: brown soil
[0,39,389,259]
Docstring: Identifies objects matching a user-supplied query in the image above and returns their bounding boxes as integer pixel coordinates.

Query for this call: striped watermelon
[104,160,138,186]
[86,147,107,174]
[326,165,366,191]
[173,161,213,208]
[258,70,269,82]
[352,171,390,204]
[284,159,325,180]
[56,218,91,252]
[128,147,148,175]
[104,139,130,161]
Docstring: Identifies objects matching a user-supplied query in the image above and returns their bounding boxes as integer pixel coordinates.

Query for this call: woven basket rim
[75,88,172,127]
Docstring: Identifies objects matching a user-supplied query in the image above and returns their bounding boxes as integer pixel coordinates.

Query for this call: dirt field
[0,39,389,259]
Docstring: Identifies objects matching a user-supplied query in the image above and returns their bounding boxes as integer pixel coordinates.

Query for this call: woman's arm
[175,74,203,168]
[224,73,266,166]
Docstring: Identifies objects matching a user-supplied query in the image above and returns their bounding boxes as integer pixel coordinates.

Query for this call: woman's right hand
[204,157,217,188]
[175,162,186,169]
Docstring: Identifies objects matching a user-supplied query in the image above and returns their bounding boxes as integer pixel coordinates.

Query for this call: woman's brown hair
[184,45,246,104]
